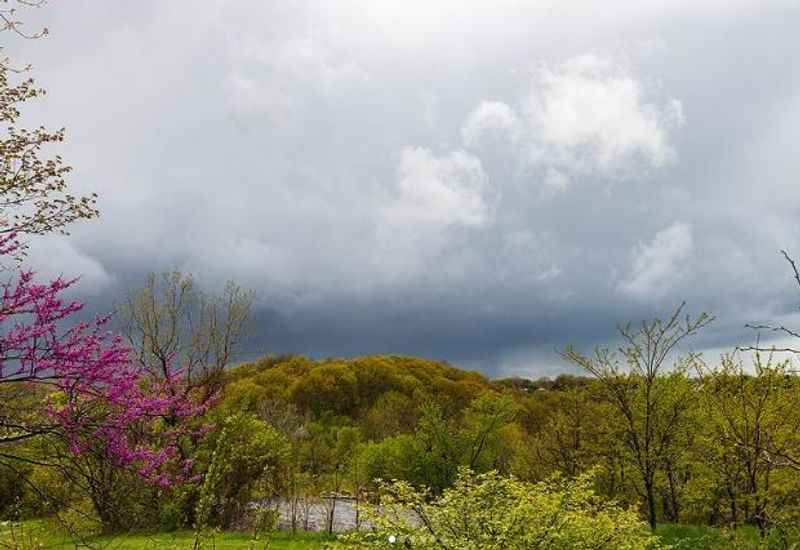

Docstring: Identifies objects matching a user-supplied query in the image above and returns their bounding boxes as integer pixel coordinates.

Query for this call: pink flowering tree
[0,234,203,487]
[0,5,205,530]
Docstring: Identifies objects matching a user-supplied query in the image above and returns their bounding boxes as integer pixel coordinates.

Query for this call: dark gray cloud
[9,0,800,377]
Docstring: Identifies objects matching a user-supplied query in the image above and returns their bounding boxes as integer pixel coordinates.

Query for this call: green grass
[1,521,335,549]
[656,523,761,549]
[2,520,782,550]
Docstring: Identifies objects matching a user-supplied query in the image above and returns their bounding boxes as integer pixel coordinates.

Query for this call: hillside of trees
[214,350,800,534]
[10,344,800,542]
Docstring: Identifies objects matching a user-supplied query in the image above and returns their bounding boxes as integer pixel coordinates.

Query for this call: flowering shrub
[345,468,660,549]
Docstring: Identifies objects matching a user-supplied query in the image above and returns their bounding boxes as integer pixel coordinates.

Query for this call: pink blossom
[1,234,206,486]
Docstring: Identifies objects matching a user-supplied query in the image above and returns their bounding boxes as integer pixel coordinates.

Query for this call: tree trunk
[727,484,739,527]
[645,478,658,531]
[666,467,681,523]
[327,496,337,534]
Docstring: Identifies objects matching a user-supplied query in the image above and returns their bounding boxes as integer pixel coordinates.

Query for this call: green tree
[290,363,359,417]
[697,354,800,533]
[362,391,417,440]
[195,413,290,529]
[562,303,712,530]
[461,393,520,473]
[410,403,459,494]
[356,435,416,489]
[528,386,606,479]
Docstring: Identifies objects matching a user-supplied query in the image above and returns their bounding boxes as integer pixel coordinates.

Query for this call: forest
[6,279,800,549]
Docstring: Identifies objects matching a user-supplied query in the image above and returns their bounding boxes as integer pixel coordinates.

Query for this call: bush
[345,468,660,549]
[195,413,291,529]
[157,501,188,532]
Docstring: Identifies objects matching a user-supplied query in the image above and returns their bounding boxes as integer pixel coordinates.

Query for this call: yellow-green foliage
[345,468,660,549]
[222,354,494,421]
[195,413,291,529]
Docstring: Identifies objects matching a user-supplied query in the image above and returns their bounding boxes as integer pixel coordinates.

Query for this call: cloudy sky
[9,0,800,377]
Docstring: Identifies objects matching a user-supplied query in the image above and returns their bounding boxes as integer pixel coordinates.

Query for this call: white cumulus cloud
[526,54,684,174]
[462,53,685,189]
[372,147,492,282]
[461,101,521,149]
[618,222,694,298]
[388,147,491,227]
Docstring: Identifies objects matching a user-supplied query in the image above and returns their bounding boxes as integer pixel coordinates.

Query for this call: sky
[8,0,800,377]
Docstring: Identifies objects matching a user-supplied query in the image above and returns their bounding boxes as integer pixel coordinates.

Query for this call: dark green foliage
[0,465,27,519]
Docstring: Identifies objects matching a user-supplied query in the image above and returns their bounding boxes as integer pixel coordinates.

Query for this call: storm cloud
[11,0,800,376]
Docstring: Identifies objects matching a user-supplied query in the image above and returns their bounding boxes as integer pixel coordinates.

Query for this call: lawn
[1,521,336,549]
[656,523,761,549]
[1,521,779,550]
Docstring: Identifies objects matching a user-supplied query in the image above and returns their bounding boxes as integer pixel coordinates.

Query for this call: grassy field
[656,523,762,549]
[0,521,335,549]
[1,521,775,549]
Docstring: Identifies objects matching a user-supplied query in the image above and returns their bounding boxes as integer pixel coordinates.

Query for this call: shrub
[195,413,291,529]
[345,468,660,549]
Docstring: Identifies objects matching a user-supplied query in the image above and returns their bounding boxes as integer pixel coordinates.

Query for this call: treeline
[214,347,800,535]
[6,308,800,543]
